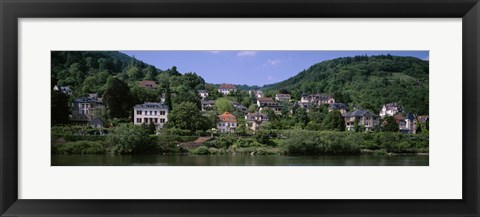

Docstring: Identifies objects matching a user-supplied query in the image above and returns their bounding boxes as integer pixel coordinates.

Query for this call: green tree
[248,104,258,113]
[322,110,345,131]
[215,98,233,113]
[294,108,309,128]
[107,124,155,154]
[167,102,207,133]
[382,116,399,132]
[102,77,133,119]
[51,90,70,125]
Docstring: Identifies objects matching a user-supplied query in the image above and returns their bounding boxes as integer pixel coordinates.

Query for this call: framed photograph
[1,0,479,216]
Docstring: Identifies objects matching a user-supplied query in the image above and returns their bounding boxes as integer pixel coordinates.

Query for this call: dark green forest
[262,55,429,115]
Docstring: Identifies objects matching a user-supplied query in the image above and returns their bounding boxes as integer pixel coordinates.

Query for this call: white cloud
[237,51,257,57]
[266,59,281,66]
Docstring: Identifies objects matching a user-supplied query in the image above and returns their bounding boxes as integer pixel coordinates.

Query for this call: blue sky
[121,51,429,86]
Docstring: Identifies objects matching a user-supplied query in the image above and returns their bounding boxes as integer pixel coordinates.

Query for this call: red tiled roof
[219,83,237,89]
[139,80,157,88]
[257,97,274,102]
[218,112,237,123]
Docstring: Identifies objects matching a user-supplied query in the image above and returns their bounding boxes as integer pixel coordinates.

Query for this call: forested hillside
[51,51,183,96]
[262,55,429,114]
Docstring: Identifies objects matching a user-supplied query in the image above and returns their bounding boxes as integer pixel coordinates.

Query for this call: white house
[133,102,169,130]
[217,112,237,133]
[275,93,291,102]
[300,93,335,105]
[218,83,237,95]
[198,90,209,100]
[379,103,404,118]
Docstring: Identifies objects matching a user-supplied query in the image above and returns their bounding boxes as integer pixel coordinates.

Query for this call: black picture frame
[1,0,479,216]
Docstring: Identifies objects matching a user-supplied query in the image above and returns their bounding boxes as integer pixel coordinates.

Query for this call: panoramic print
[51,51,429,166]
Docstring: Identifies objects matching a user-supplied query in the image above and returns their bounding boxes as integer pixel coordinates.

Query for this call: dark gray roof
[73,97,102,104]
[133,102,169,109]
[201,100,215,105]
[405,112,415,120]
[329,103,348,110]
[343,110,375,118]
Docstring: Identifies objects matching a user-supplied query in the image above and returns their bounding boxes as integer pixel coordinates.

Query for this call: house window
[154,118,158,123]
[160,111,166,115]
[150,111,152,115]
[144,118,148,123]
[137,110,142,115]
[144,111,148,115]
[154,111,157,115]
[136,118,141,123]
[160,118,165,123]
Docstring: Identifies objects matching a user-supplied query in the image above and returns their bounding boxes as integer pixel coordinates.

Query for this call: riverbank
[52,128,428,156]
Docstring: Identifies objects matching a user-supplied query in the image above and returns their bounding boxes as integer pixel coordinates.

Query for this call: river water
[52,154,428,166]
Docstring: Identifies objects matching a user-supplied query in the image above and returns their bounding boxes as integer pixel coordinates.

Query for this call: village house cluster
[57,80,429,134]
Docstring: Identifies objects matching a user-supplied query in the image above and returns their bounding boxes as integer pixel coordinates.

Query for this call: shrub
[191,146,210,155]
[107,124,156,154]
[53,141,106,155]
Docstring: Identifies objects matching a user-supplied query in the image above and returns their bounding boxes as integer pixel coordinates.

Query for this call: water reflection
[52,154,429,166]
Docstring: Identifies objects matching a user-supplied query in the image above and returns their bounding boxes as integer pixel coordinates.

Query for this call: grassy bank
[52,126,428,156]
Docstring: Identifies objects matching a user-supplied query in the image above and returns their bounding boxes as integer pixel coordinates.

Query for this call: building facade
[245,112,269,131]
[218,83,237,95]
[343,110,379,132]
[275,94,291,102]
[139,80,157,89]
[133,102,169,130]
[257,98,282,114]
[300,93,335,106]
[217,112,237,133]
[379,103,404,118]
[71,97,103,121]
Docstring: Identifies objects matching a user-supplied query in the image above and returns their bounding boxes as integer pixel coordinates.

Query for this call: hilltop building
[218,84,237,95]
[275,93,291,102]
[300,93,335,106]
